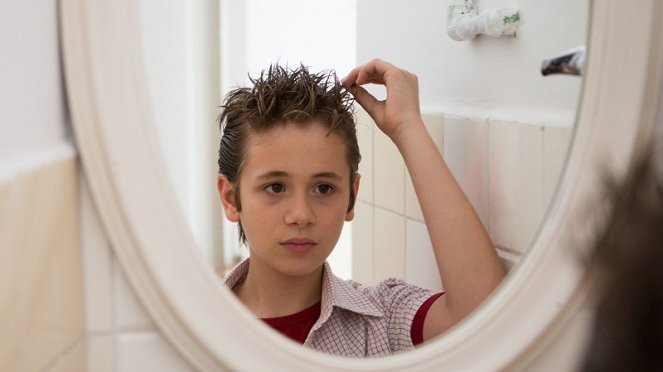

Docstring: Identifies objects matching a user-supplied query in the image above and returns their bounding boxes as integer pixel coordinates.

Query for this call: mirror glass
[139,0,589,353]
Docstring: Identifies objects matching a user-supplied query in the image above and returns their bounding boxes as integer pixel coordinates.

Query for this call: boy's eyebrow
[256,171,289,179]
[312,172,343,180]
[256,171,343,180]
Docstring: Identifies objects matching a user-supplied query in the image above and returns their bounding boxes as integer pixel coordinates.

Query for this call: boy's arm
[343,59,505,340]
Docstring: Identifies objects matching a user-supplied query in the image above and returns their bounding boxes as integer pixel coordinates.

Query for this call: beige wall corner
[0,157,85,371]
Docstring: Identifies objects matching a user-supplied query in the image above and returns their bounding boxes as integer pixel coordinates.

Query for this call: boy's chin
[271,257,327,278]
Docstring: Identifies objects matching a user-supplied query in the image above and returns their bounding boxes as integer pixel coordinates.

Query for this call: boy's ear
[217,175,241,222]
[345,174,361,222]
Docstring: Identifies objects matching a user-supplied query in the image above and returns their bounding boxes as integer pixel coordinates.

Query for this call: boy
[217,59,505,357]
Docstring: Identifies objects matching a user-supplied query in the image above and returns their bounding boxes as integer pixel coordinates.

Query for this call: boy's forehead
[248,120,342,147]
[242,121,351,176]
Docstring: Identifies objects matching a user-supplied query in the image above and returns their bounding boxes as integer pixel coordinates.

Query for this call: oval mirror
[139,0,587,353]
[60,0,663,370]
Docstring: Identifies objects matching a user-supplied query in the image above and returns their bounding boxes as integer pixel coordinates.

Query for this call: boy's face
[219,121,359,278]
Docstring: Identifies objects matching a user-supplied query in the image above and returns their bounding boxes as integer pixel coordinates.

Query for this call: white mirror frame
[61,1,662,370]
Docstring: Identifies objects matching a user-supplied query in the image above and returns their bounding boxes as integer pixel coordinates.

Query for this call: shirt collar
[320,261,383,318]
[223,258,250,290]
[223,258,383,319]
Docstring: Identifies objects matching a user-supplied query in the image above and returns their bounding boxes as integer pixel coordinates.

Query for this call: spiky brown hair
[217,64,360,245]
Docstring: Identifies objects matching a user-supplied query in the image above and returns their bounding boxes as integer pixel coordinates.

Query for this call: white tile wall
[355,107,374,204]
[116,332,194,372]
[113,262,156,331]
[352,201,375,285]
[488,120,545,254]
[373,121,405,214]
[373,208,406,280]
[86,335,114,372]
[352,111,565,284]
[81,177,191,370]
[404,169,421,221]
[48,340,86,372]
[405,113,444,222]
[405,219,443,292]
[443,115,490,229]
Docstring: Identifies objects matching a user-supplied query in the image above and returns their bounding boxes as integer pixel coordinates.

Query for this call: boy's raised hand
[343,59,505,340]
[342,59,423,142]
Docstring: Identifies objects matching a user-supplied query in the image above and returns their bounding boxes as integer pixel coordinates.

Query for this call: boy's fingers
[349,85,381,119]
[362,59,396,75]
[343,68,381,87]
[343,59,396,87]
[357,70,385,86]
[341,68,359,87]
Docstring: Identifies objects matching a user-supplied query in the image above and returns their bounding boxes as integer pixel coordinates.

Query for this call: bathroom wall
[77,0,588,369]
[0,0,594,370]
[0,1,85,370]
[80,190,193,370]
[351,0,586,289]
[0,1,195,370]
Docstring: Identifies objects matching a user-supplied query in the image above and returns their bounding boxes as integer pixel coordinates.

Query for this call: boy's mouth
[280,237,317,254]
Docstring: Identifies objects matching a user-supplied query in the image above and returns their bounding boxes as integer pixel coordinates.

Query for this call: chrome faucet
[541,45,586,76]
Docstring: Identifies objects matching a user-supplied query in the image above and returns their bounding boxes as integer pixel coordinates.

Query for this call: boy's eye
[265,183,285,194]
[314,184,334,195]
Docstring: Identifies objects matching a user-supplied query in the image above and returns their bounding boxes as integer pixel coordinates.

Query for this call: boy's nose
[284,194,315,227]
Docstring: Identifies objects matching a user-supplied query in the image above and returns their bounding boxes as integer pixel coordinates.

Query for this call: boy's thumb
[350,85,381,122]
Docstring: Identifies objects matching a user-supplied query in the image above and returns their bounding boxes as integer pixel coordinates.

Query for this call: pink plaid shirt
[225,259,437,357]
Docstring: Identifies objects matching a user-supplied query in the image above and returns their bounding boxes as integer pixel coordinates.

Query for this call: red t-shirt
[261,292,444,345]
[261,301,322,344]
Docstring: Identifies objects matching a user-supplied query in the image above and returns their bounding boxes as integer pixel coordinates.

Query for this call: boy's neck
[234,260,324,318]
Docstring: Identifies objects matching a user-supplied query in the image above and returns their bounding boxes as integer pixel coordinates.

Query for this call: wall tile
[405,219,443,292]
[544,125,574,208]
[405,113,445,222]
[443,115,490,229]
[373,121,405,214]
[373,208,405,281]
[81,179,114,333]
[404,169,421,221]
[327,222,353,280]
[87,335,115,372]
[488,120,544,254]
[0,182,19,372]
[351,201,374,285]
[14,158,85,372]
[49,339,87,372]
[355,107,374,204]
[116,332,194,372]
[114,260,155,331]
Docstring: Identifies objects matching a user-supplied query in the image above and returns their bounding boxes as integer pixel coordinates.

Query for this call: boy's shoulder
[325,266,433,315]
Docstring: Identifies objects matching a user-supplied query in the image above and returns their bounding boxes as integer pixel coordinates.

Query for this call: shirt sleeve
[410,292,445,345]
[366,278,439,352]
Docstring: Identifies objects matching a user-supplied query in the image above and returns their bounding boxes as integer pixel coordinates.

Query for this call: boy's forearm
[344,58,504,318]
[390,119,505,316]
